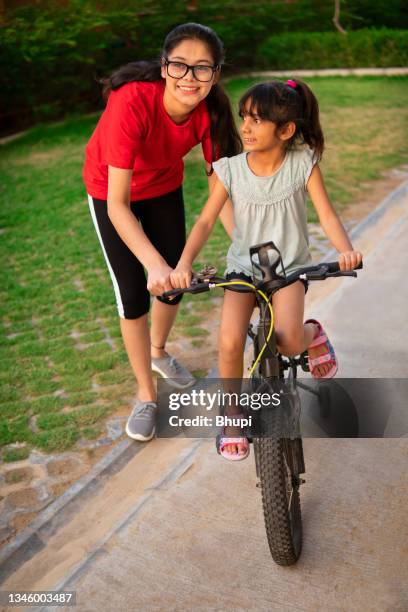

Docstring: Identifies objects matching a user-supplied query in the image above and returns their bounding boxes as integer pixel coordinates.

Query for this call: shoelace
[133,403,156,418]
[169,357,184,376]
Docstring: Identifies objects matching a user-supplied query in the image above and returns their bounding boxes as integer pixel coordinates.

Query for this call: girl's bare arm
[171,176,229,288]
[107,166,173,294]
[307,165,363,270]
[207,163,234,238]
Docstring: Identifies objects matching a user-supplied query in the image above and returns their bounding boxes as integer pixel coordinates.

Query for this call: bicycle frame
[248,241,310,382]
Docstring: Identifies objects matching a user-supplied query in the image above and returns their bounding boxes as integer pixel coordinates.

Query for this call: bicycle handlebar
[162,260,363,299]
[292,260,363,282]
[163,281,213,298]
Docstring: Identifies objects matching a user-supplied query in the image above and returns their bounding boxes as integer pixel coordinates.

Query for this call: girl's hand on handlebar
[338,250,363,271]
[147,262,174,296]
[170,262,192,289]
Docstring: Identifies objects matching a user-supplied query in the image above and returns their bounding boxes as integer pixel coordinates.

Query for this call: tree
[333,0,347,34]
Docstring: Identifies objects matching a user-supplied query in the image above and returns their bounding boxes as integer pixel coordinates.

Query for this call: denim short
[224,271,309,294]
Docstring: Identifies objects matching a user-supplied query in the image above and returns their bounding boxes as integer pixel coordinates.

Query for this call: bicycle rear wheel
[253,406,303,566]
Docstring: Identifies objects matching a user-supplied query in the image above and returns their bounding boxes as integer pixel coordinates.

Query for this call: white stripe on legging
[87,194,125,318]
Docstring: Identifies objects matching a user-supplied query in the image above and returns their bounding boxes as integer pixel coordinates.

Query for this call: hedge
[258,29,408,70]
[1,0,407,134]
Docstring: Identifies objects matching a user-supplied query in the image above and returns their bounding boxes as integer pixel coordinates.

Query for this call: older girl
[84,23,241,442]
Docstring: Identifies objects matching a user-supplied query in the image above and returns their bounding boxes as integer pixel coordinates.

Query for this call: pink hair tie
[286,79,297,89]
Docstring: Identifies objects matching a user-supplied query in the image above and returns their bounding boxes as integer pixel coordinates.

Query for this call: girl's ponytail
[239,80,324,160]
[294,80,324,161]
[206,83,242,158]
[101,61,161,101]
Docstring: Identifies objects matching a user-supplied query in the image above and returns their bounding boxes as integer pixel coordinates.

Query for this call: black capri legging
[88,186,185,319]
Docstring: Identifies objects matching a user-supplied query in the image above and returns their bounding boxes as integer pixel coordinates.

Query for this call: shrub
[1,0,407,134]
[258,29,408,70]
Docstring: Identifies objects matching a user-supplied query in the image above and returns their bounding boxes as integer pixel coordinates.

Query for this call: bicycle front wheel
[254,408,303,566]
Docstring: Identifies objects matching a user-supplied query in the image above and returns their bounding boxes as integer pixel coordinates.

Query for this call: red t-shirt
[83,80,214,201]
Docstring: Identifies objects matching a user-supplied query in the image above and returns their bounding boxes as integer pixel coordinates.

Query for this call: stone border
[36,440,204,610]
[0,438,141,584]
[1,174,408,585]
[0,416,130,551]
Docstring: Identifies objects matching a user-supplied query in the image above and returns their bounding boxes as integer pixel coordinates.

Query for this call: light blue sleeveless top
[212,147,317,279]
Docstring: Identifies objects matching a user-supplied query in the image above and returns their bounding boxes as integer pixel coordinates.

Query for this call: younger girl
[169,79,363,460]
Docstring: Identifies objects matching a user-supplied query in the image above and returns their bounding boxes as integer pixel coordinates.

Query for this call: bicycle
[163,240,362,566]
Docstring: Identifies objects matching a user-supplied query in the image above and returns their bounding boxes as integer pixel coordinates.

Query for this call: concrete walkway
[43,439,408,611]
[243,67,408,78]
[306,177,408,378]
[1,182,407,611]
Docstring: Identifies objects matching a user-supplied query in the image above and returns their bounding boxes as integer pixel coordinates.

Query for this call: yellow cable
[212,281,274,376]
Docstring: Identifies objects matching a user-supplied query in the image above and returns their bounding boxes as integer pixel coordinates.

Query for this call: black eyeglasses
[163,59,218,83]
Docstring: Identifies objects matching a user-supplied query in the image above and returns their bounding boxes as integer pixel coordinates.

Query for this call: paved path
[244,67,408,78]
[308,180,408,378]
[1,183,407,611]
[43,439,408,611]
[224,67,408,84]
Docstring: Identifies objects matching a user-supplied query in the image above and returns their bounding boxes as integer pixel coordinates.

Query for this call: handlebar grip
[162,287,185,298]
[326,260,363,273]
[162,282,212,299]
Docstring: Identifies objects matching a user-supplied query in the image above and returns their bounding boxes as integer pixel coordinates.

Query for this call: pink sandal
[305,319,338,379]
[215,414,250,461]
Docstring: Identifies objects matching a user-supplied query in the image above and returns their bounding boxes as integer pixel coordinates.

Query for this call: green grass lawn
[1,76,407,456]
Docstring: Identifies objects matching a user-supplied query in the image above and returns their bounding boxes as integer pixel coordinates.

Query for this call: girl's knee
[219,334,245,362]
[275,326,304,356]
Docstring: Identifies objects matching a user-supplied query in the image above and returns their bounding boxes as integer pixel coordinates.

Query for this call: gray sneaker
[151,353,195,389]
[125,401,157,441]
